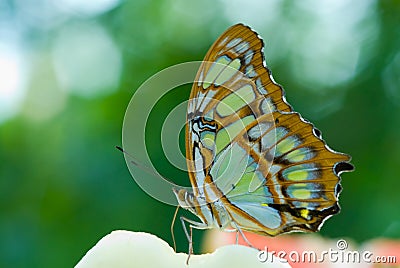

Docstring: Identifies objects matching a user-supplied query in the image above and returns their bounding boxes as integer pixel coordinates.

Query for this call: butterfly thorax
[173,188,232,230]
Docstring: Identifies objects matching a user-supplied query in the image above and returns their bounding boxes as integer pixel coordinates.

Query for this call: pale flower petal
[75,230,292,268]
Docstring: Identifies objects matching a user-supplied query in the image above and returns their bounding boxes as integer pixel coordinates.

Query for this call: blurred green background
[1,0,400,267]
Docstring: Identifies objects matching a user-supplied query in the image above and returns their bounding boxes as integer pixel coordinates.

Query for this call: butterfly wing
[186,23,353,235]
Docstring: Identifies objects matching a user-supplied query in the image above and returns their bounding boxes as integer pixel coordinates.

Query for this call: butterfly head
[172,188,196,214]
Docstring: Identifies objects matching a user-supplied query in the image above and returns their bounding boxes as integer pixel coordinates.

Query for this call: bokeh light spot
[0,42,27,124]
[52,22,122,98]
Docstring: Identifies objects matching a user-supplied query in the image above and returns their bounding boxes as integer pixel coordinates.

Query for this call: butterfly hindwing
[214,111,352,235]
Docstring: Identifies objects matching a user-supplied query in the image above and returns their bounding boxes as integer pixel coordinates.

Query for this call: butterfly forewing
[186,24,289,192]
[185,23,353,236]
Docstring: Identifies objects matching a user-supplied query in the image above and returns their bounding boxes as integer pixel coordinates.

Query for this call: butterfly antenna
[171,205,180,252]
[115,146,172,182]
[116,146,142,167]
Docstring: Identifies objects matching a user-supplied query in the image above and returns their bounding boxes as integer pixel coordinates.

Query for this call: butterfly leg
[179,216,192,264]
[231,222,256,249]
[189,225,193,259]
[180,216,208,265]
[223,228,240,244]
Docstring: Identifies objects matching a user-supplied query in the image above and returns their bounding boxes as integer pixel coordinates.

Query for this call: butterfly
[172,23,354,261]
